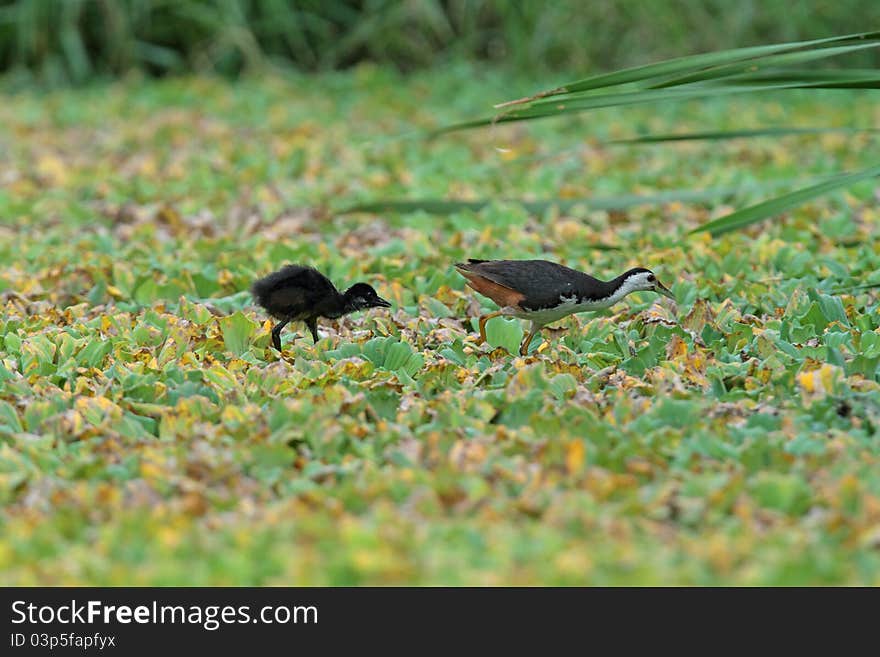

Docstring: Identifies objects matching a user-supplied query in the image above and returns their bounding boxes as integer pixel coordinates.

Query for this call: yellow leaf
[797,363,841,400]
[221,405,246,425]
[218,269,234,285]
[554,548,593,575]
[141,460,163,480]
[798,369,816,393]
[157,526,181,549]
[36,154,68,185]
[566,439,586,475]
[61,409,85,436]
[666,334,688,360]
[682,298,716,333]
[0,540,11,568]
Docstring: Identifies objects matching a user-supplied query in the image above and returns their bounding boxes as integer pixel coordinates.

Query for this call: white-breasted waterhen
[455,259,675,356]
[251,264,391,351]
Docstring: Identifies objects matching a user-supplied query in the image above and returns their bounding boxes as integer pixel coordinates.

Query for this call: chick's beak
[373,296,392,309]
[654,280,676,300]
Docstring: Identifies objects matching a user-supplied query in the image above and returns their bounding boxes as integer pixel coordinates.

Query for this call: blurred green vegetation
[2,0,880,85]
[1,69,879,584]
[2,0,879,590]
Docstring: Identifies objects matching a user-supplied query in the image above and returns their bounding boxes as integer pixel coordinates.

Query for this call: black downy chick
[251,264,391,351]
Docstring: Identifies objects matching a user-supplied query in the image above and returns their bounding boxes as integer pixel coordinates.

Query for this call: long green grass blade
[437,76,880,135]
[525,76,874,111]
[433,32,880,135]
[435,81,835,134]
[495,31,880,106]
[607,127,879,144]
[344,199,488,214]
[831,282,880,294]
[690,164,880,236]
[341,182,801,216]
[716,68,880,88]
[649,41,880,89]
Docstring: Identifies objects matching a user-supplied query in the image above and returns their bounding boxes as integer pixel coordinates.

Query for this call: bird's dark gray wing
[467,260,602,310]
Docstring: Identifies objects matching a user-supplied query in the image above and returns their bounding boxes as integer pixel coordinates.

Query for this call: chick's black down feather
[250,264,339,320]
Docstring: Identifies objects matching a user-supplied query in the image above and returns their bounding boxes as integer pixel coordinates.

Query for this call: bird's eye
[648,275,655,282]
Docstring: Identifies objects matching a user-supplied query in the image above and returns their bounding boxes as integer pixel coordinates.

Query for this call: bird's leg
[477,311,504,344]
[271,319,290,351]
[305,316,319,344]
[519,322,543,356]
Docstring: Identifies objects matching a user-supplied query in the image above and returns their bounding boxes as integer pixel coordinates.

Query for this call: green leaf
[198,291,251,314]
[548,373,578,400]
[21,336,56,377]
[848,356,880,378]
[383,341,413,371]
[799,303,830,334]
[422,296,454,318]
[485,317,524,355]
[77,340,113,368]
[133,277,159,304]
[0,362,15,382]
[807,289,849,327]
[379,341,425,377]
[179,297,215,324]
[750,473,813,515]
[859,332,880,359]
[121,412,157,438]
[323,342,361,361]
[438,344,465,365]
[363,336,392,366]
[219,311,257,356]
[56,333,77,363]
[366,389,401,421]
[0,401,22,434]
[3,333,21,355]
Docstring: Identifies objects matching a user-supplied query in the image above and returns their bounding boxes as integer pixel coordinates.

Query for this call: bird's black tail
[454,258,489,272]
[250,277,272,310]
[250,264,307,310]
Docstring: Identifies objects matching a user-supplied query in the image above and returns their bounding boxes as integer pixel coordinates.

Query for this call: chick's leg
[305,316,319,343]
[271,319,290,351]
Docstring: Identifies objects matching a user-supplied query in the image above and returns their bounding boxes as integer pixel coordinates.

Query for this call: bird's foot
[518,329,540,356]
[476,311,503,346]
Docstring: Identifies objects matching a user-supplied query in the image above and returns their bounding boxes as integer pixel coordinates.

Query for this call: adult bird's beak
[654,280,676,300]
[373,296,392,308]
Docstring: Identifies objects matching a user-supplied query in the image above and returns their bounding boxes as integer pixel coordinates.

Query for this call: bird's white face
[623,271,676,299]
[626,271,656,292]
